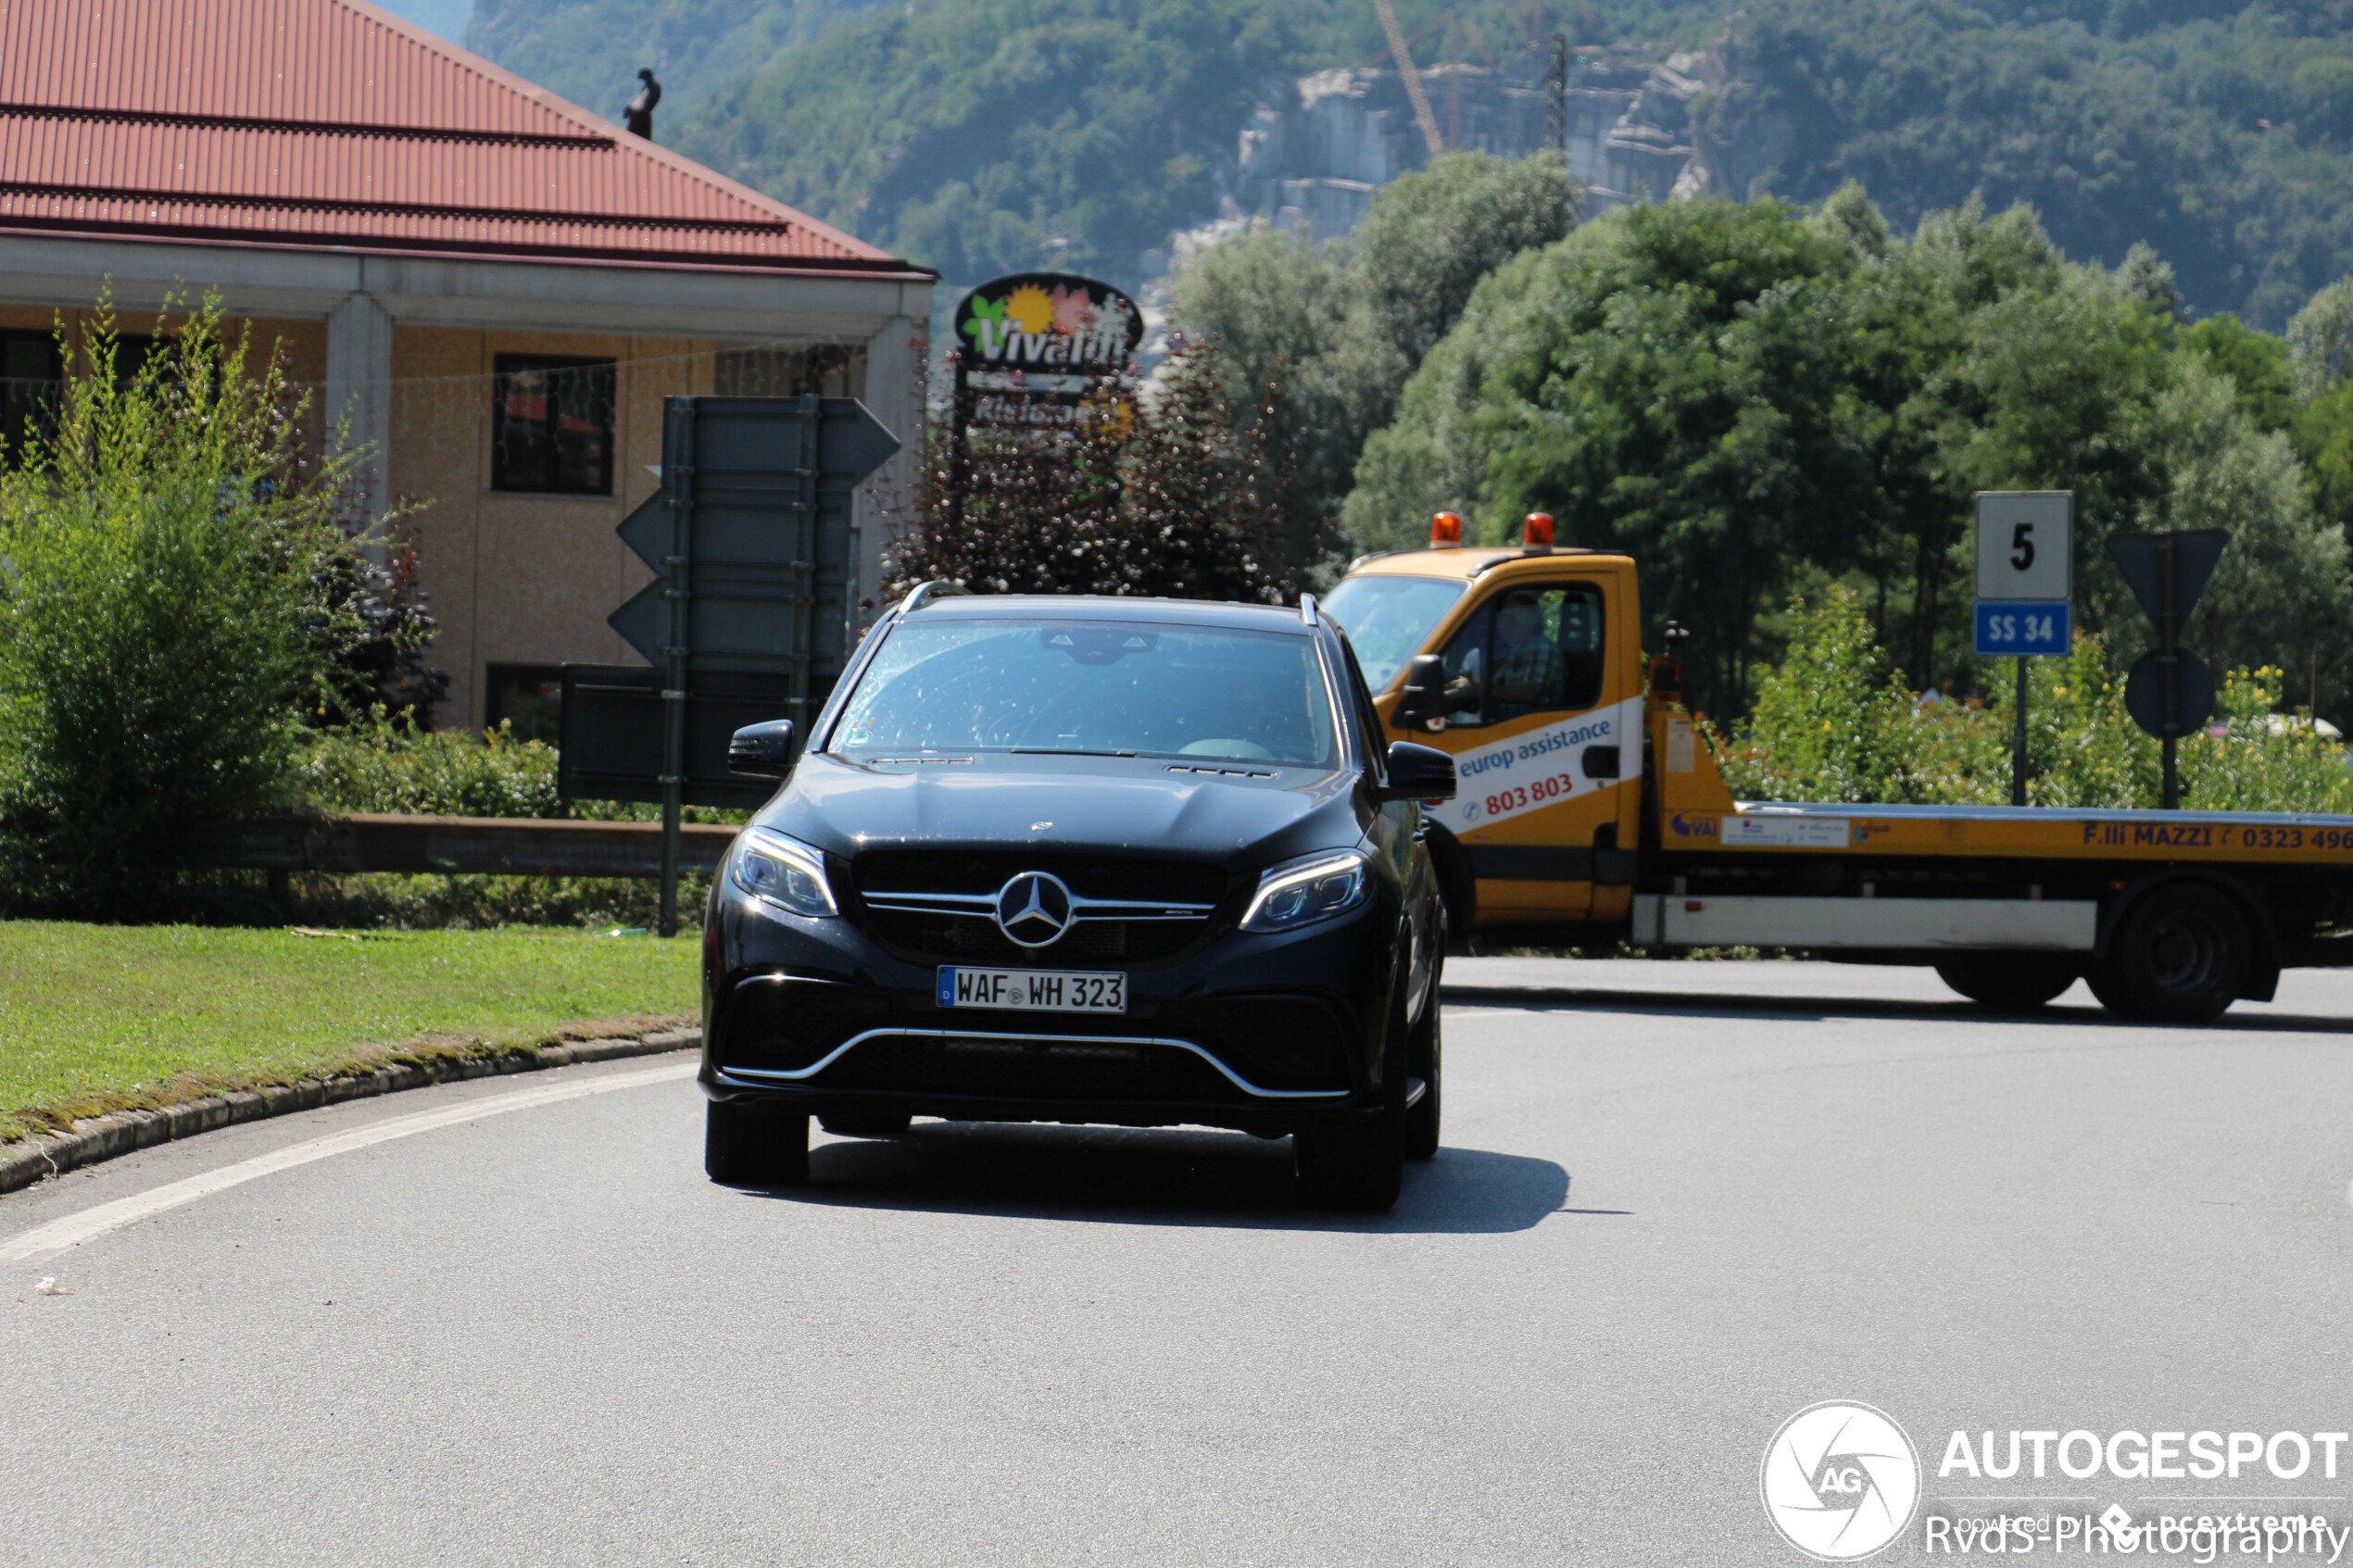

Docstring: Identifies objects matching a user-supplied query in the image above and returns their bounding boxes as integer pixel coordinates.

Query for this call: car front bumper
[698,890,1396,1135]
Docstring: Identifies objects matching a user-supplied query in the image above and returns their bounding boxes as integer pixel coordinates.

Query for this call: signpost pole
[2158,533,2179,811]
[947,352,968,538]
[2012,657,2029,807]
[657,423,694,938]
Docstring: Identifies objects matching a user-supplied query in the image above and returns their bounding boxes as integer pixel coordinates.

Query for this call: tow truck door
[1404,569,1643,924]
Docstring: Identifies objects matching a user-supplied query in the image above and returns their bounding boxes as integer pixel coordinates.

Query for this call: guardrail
[223,814,743,879]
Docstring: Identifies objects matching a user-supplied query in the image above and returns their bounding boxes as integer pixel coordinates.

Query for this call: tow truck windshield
[1320,575,1467,689]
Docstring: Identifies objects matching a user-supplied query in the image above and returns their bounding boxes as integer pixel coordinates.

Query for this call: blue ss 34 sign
[1973,600,2071,657]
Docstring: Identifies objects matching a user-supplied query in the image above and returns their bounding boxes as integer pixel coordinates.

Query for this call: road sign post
[2106,530,2230,809]
[568,395,900,934]
[1973,492,2074,807]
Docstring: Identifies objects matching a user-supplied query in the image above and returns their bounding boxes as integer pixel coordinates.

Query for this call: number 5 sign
[1973,491,2071,658]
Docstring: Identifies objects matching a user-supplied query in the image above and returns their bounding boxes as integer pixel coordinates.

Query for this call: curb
[0,1026,700,1198]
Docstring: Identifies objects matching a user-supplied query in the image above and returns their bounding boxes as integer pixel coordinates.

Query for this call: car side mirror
[726,720,796,780]
[1395,654,1447,729]
[1380,740,1456,803]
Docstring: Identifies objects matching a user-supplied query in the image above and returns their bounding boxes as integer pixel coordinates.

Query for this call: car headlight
[1240,849,1371,933]
[730,830,838,918]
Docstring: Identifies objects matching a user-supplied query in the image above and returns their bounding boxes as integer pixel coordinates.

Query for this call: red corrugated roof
[0,0,920,274]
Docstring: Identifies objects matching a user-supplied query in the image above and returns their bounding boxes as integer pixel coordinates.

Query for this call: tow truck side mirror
[727,720,796,779]
[1381,741,1457,804]
[1396,654,1447,728]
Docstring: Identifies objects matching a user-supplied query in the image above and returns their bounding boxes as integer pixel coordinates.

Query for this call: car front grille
[849,849,1227,965]
[859,909,1197,964]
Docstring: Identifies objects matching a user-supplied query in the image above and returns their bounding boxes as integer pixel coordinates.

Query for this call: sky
[367,0,472,43]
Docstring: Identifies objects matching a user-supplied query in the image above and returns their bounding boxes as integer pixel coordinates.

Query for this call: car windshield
[1319,575,1468,690]
[831,618,1340,768]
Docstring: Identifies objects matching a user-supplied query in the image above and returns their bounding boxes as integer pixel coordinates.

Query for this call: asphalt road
[6,960,2353,1566]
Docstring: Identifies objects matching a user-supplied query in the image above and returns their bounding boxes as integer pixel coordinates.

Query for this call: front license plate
[937,967,1127,1012]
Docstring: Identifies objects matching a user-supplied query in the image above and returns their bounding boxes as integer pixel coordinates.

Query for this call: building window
[0,330,60,461]
[485,663,566,745]
[492,355,614,495]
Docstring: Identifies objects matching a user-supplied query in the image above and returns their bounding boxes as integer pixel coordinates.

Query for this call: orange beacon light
[1523,511,1554,550]
[1429,511,1464,547]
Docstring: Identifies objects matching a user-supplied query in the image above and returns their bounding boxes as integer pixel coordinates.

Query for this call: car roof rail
[1299,592,1320,627]
[899,579,974,615]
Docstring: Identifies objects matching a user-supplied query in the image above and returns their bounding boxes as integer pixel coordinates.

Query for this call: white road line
[1,1058,699,1265]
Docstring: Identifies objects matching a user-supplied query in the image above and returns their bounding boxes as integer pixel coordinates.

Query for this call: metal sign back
[2125,650,2215,738]
[2106,530,2229,626]
[572,394,901,933]
[558,665,798,809]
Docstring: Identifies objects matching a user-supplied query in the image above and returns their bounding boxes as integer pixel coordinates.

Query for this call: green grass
[0,922,702,1143]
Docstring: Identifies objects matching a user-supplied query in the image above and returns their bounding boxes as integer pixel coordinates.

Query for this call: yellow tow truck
[1317,511,2353,1022]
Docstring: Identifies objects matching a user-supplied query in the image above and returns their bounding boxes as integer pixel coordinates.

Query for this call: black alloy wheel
[2087,883,2253,1024]
[1934,952,2082,1011]
[1405,1003,1441,1161]
[1294,965,1412,1210]
[1406,909,1443,1160]
[705,1101,812,1185]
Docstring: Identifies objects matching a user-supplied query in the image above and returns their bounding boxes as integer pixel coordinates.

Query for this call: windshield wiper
[1009,746,1138,757]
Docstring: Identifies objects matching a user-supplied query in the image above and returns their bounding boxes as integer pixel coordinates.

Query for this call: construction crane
[1372,0,1447,161]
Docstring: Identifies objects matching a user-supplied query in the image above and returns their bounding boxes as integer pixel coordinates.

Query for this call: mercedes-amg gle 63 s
[698,586,1458,1210]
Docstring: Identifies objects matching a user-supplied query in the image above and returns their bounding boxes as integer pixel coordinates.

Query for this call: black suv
[698,587,1456,1210]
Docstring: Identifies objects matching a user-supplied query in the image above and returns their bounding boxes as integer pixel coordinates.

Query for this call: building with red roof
[0,0,933,730]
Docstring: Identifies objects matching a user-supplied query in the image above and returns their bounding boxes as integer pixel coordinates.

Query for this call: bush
[0,300,371,917]
[297,709,565,819]
[1718,588,2353,814]
[295,709,748,826]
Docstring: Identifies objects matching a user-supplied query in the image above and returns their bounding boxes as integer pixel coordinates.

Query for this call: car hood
[759,752,1367,872]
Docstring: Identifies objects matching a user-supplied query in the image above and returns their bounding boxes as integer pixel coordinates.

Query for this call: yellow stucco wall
[0,304,881,732]
[387,327,721,729]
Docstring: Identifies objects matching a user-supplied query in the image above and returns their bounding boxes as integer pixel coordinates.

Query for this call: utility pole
[1546,34,1567,155]
[2157,534,2180,809]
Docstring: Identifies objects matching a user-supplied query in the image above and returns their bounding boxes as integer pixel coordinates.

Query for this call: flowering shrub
[1717,588,2353,814]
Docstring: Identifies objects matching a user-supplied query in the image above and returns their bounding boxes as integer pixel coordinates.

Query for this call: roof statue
[624,68,661,141]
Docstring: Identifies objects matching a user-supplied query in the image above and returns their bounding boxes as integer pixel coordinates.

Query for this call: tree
[2181,313,2297,434]
[2147,359,2353,710]
[1174,152,1577,566]
[0,301,380,916]
[1345,187,2353,714]
[2289,277,2353,398]
[1347,196,1874,709]
[885,340,1291,602]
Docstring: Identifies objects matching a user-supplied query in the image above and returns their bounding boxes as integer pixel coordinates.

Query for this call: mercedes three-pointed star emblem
[993,872,1075,948]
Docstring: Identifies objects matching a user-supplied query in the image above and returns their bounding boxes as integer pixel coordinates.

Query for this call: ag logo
[1760,1401,1919,1561]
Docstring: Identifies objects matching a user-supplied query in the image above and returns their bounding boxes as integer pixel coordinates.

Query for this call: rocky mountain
[467,0,2353,324]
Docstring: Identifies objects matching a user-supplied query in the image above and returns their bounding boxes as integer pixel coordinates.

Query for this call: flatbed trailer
[1321,519,2353,1022]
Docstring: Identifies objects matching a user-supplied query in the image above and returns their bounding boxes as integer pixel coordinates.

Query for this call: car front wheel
[1294,967,1411,1210]
[705,1100,811,1185]
[1405,990,1441,1161]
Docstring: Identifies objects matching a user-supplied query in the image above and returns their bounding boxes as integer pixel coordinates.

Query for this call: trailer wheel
[2087,883,2252,1024]
[1934,953,2081,1010]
